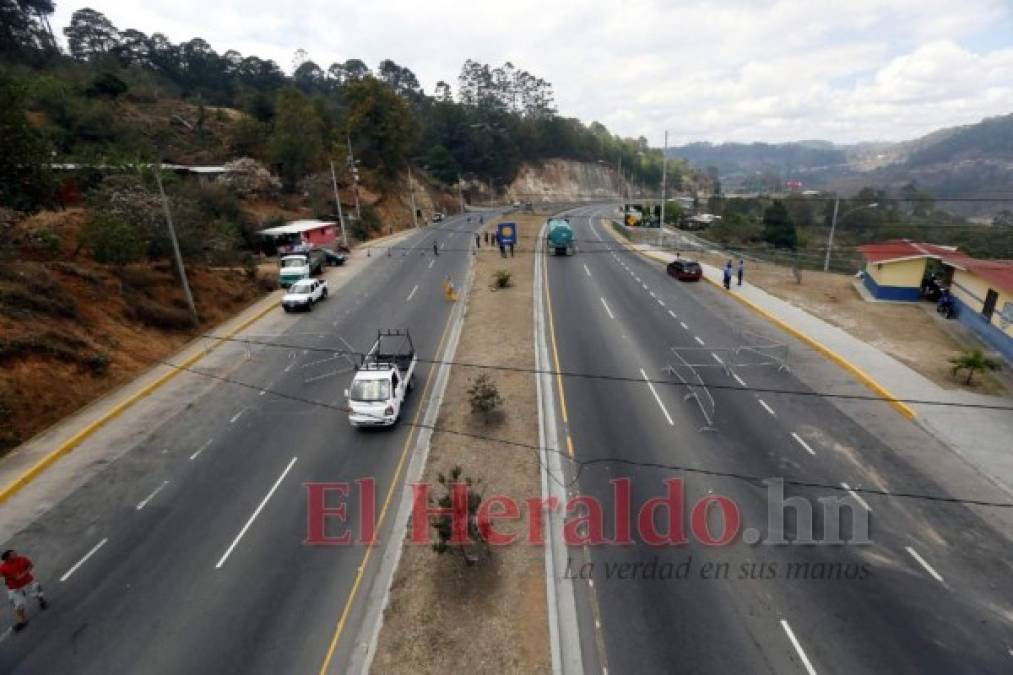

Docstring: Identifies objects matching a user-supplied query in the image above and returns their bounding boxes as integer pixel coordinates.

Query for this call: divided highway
[0,213,488,673]
[543,206,1013,674]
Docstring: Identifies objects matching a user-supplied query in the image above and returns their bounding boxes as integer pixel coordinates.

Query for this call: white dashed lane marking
[791,432,816,456]
[60,538,108,582]
[906,546,945,584]
[840,482,872,511]
[758,399,777,417]
[600,297,615,320]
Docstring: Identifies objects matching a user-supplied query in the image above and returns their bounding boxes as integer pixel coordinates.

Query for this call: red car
[666,259,703,281]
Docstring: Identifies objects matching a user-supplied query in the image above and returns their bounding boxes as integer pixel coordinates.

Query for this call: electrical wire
[138,350,1013,509]
[200,334,1013,413]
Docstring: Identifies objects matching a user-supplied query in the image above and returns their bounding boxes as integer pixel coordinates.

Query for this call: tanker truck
[546,217,575,256]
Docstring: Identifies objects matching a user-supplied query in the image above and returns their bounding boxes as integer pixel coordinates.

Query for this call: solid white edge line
[60,538,108,582]
[406,284,419,302]
[791,432,816,456]
[215,457,298,569]
[759,399,777,416]
[840,482,872,512]
[136,480,169,510]
[905,546,945,583]
[189,439,213,461]
[600,297,615,320]
[780,619,818,675]
[640,368,675,426]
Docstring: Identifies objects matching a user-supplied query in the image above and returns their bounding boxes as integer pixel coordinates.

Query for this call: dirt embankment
[0,209,267,454]
[373,214,550,674]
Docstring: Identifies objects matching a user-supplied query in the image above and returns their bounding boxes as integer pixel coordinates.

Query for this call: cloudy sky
[52,0,1013,146]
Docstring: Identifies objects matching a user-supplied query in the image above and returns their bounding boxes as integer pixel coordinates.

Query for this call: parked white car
[281,278,327,312]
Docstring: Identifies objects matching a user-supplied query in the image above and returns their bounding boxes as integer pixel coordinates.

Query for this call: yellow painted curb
[0,298,280,505]
[606,224,917,421]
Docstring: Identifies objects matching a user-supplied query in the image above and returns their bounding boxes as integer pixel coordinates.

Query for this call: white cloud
[51,0,1013,145]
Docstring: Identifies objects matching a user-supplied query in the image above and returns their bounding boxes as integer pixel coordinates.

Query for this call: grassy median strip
[372,214,550,674]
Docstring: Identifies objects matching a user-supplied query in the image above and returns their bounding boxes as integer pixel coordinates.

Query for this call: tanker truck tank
[546,217,575,256]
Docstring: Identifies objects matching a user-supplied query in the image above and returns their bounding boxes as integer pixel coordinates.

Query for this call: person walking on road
[433,241,439,256]
[1,549,47,633]
[509,242,515,257]
[737,258,744,286]
[723,260,733,290]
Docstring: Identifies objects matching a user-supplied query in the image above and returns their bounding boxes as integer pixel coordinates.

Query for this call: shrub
[86,353,109,376]
[429,465,487,565]
[493,269,512,288]
[467,373,503,423]
[80,210,144,264]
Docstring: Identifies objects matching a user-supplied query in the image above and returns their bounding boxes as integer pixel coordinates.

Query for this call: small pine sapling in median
[493,269,512,288]
[467,373,503,424]
[430,465,487,565]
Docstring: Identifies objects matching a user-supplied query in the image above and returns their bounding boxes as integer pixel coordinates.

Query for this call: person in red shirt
[1,550,47,632]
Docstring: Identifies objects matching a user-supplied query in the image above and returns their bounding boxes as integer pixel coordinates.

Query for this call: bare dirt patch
[372,214,550,674]
[0,232,264,455]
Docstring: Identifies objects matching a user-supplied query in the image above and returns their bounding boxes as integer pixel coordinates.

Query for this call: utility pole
[824,196,840,273]
[153,162,198,326]
[660,130,668,229]
[346,134,361,220]
[457,175,465,214]
[329,160,349,248]
[617,154,623,203]
[408,165,419,228]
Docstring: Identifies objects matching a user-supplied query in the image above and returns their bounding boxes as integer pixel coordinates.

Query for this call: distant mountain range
[669,113,1013,217]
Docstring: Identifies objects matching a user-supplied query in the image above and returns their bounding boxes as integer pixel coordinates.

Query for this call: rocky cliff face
[505,159,622,201]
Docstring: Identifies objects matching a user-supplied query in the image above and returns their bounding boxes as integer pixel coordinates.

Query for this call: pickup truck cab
[346,329,417,427]
[278,249,326,287]
[282,278,327,312]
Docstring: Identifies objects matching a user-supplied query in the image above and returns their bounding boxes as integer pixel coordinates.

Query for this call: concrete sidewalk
[632,242,1013,497]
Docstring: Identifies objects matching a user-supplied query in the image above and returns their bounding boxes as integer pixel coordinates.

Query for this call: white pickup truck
[345,329,417,427]
[281,278,327,312]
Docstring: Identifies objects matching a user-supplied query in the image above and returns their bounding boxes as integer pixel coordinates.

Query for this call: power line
[200,334,1013,413]
[137,349,1013,509]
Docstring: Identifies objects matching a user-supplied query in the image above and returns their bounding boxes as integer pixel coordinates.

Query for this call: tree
[268,88,323,191]
[293,60,325,93]
[343,77,416,172]
[948,348,1001,386]
[433,80,453,103]
[0,76,54,211]
[64,8,120,60]
[762,200,797,249]
[377,59,420,96]
[993,210,1013,227]
[1,0,57,58]
[422,144,460,184]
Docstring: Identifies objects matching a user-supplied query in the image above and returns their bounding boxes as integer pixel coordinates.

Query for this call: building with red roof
[857,240,1013,360]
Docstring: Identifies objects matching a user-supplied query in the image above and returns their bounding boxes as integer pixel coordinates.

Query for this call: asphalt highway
[0,213,489,674]
[544,205,1013,674]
